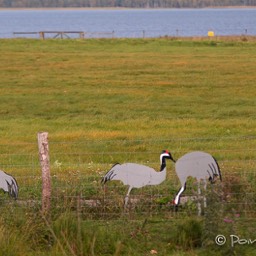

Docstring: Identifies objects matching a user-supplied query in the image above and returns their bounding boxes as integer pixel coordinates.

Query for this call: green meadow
[0,38,255,255]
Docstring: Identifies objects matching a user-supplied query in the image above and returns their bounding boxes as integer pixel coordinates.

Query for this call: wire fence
[0,135,255,221]
[6,28,256,39]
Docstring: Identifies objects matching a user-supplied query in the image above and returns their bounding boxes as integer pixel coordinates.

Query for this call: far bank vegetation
[1,0,256,8]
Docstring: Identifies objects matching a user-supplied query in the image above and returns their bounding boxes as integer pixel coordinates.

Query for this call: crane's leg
[203,181,207,209]
[173,183,186,211]
[197,182,202,216]
[124,186,133,208]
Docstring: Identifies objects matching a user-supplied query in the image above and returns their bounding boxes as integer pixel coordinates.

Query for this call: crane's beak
[169,154,176,163]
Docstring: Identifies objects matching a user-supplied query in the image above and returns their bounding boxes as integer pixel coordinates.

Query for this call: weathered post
[80,32,85,39]
[39,31,45,39]
[38,132,51,215]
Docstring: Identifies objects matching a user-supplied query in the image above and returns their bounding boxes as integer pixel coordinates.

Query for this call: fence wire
[0,135,255,222]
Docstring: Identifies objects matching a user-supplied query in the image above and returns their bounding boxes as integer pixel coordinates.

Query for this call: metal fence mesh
[0,136,255,222]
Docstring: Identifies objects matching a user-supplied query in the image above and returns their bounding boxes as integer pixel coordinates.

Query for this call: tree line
[0,0,256,8]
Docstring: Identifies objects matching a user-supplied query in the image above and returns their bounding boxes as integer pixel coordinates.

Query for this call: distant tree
[0,0,256,8]
[3,0,12,7]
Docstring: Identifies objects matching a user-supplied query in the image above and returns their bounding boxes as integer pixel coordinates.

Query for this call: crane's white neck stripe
[160,153,169,163]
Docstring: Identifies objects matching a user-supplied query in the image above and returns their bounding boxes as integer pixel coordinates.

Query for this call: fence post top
[38,132,49,139]
[38,131,48,135]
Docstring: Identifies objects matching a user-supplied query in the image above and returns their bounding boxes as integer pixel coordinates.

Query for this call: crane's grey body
[102,150,173,206]
[175,151,221,187]
[173,151,221,214]
[103,163,166,188]
[0,170,18,199]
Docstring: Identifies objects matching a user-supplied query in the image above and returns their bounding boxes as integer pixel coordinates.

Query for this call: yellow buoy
[208,31,215,37]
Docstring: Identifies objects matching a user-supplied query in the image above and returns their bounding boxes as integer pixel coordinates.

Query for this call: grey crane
[102,150,174,206]
[0,170,19,199]
[172,151,221,214]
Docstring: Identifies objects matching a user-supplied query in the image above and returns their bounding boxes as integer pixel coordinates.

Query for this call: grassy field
[0,37,255,255]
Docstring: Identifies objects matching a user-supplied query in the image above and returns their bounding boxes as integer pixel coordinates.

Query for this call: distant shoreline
[0,6,256,11]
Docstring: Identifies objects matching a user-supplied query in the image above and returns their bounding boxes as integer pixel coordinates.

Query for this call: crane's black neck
[159,153,176,171]
[160,157,167,172]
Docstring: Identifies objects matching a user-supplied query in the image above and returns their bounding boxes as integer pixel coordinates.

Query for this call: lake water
[0,8,256,38]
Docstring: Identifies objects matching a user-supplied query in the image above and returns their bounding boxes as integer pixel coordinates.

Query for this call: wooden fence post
[39,31,45,39]
[38,132,51,215]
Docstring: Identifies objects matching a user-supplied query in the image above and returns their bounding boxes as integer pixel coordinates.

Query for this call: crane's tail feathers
[0,171,19,199]
[101,163,120,184]
[207,157,222,183]
[6,179,19,199]
[212,157,222,181]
